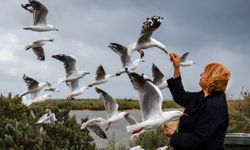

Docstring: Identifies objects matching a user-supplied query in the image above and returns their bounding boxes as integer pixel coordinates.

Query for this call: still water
[69,110,142,148]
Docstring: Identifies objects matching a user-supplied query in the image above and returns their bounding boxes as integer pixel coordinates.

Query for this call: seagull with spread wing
[21,0,58,32]
[95,87,129,130]
[180,52,195,67]
[25,38,54,61]
[128,16,169,57]
[20,74,51,106]
[20,74,49,98]
[126,70,183,134]
[52,54,90,99]
[108,42,144,76]
[88,65,113,87]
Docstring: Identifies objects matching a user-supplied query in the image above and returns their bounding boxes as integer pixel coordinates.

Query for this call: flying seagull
[95,87,129,130]
[108,42,144,76]
[52,54,90,99]
[81,118,107,139]
[88,65,113,87]
[21,0,58,32]
[128,16,169,57]
[180,52,195,67]
[52,54,90,97]
[25,38,54,61]
[126,70,183,134]
[19,74,49,98]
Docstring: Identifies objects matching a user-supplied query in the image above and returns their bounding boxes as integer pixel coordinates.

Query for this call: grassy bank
[29,99,182,110]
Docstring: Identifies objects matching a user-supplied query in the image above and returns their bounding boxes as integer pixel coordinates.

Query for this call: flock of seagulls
[18,0,196,149]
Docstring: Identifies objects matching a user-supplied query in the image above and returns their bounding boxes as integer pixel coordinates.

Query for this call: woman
[164,53,231,150]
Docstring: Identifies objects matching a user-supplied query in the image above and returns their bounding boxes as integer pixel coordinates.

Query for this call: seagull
[95,87,129,130]
[19,74,49,98]
[88,65,113,87]
[128,16,169,57]
[35,112,57,125]
[126,71,183,134]
[80,118,107,139]
[180,52,195,67]
[25,39,54,61]
[129,145,145,150]
[52,54,90,94]
[21,0,58,32]
[152,64,168,90]
[108,42,144,76]
[22,94,51,106]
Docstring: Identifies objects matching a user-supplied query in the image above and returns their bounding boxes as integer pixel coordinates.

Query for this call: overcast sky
[0,0,250,100]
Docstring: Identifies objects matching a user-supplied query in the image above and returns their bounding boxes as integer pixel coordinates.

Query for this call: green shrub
[0,94,96,149]
[228,94,250,133]
[29,99,181,111]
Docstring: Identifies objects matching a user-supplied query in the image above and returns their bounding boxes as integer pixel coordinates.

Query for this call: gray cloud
[0,0,249,100]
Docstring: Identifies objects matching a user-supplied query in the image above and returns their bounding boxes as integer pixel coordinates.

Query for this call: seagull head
[53,28,59,32]
[83,71,90,76]
[52,54,66,62]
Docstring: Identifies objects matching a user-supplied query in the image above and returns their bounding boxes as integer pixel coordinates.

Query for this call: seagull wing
[152,64,164,85]
[137,16,163,44]
[87,122,107,139]
[32,0,48,25]
[95,65,106,80]
[69,79,79,91]
[32,46,45,61]
[124,113,138,125]
[65,55,77,77]
[109,42,132,67]
[52,54,77,77]
[127,72,163,121]
[23,74,39,90]
[181,52,190,62]
[95,87,118,118]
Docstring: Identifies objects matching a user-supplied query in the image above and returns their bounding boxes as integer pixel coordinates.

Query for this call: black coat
[167,76,229,150]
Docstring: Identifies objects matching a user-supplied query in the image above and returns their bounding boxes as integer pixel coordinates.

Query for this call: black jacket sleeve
[167,76,197,107]
[170,94,226,149]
